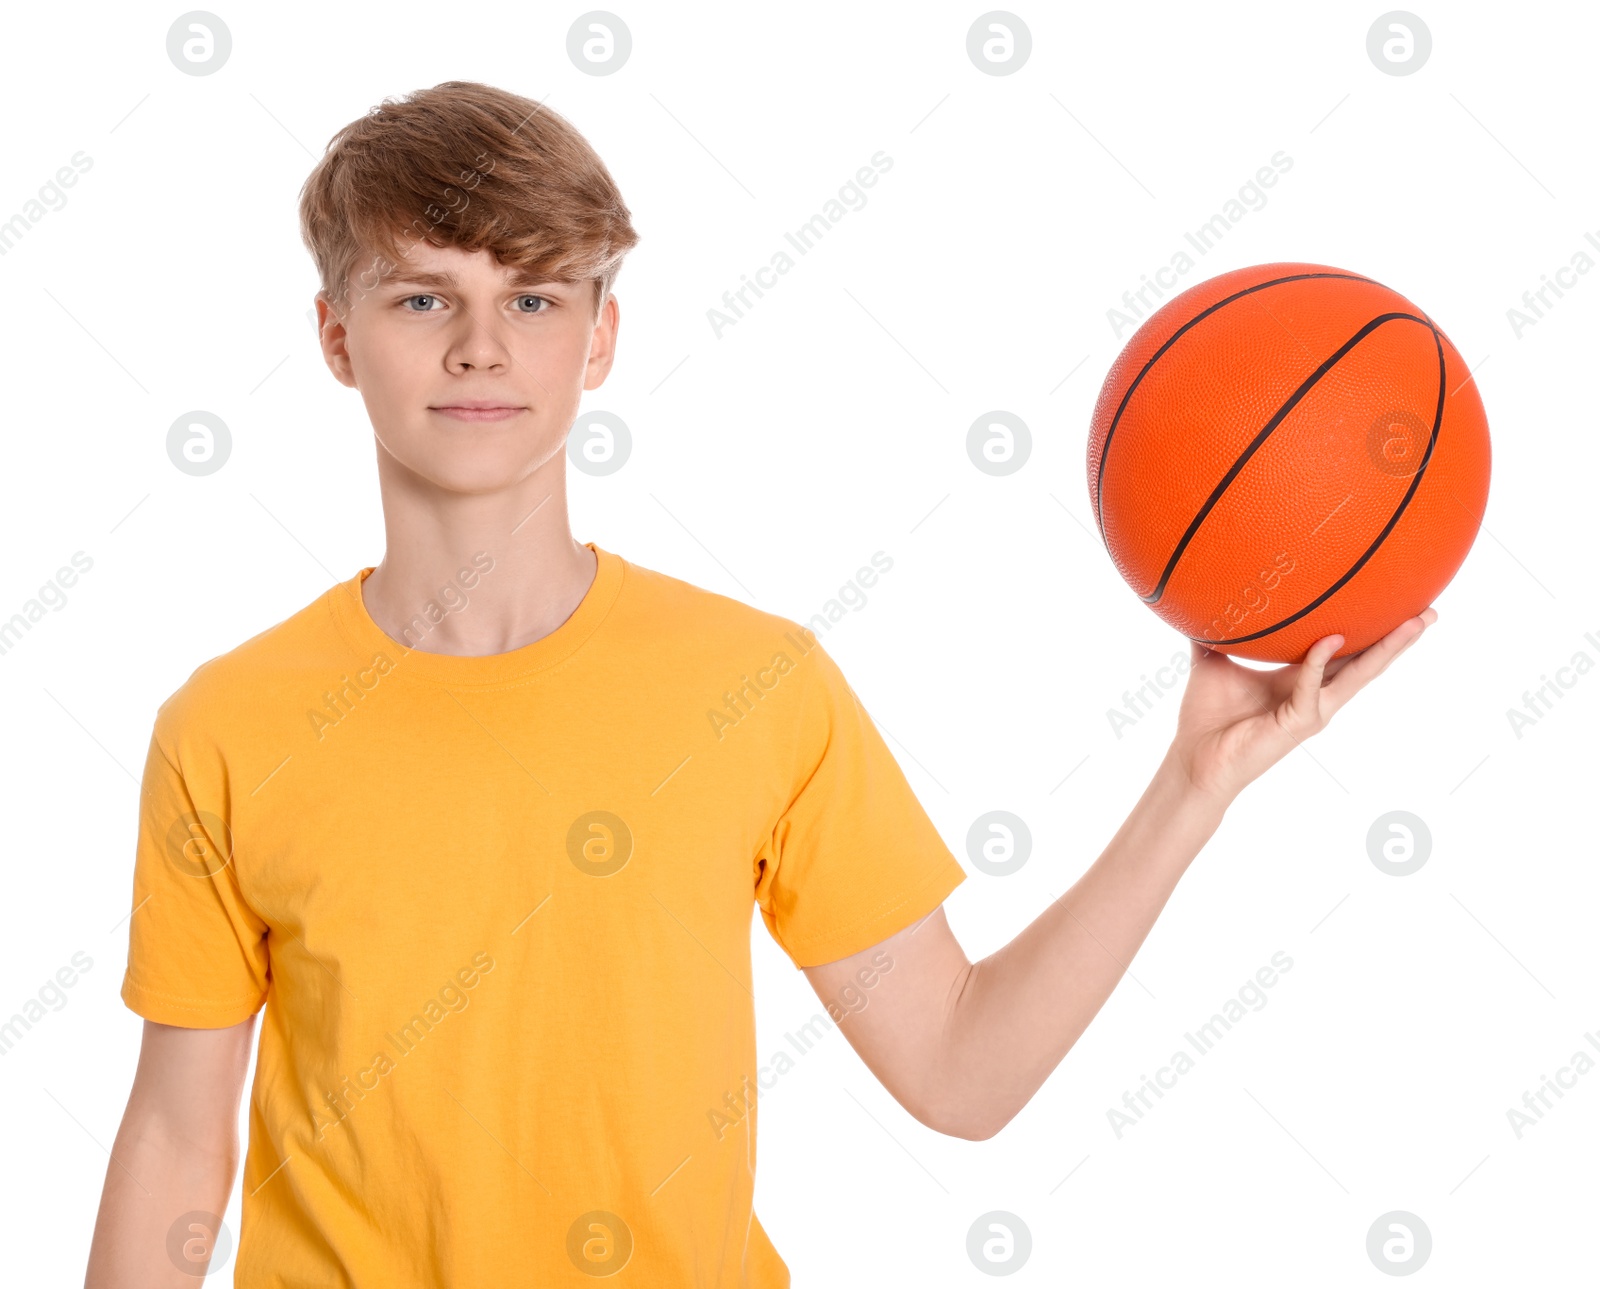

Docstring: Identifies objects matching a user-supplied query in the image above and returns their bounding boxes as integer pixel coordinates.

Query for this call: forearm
[84,1109,238,1286]
[934,752,1229,1139]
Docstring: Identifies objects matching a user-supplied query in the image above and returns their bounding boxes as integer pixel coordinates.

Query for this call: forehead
[365,240,557,291]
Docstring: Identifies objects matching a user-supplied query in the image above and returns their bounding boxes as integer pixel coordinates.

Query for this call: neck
[361,448,597,658]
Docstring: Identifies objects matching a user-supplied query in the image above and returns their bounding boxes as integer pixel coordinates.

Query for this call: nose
[445,306,513,372]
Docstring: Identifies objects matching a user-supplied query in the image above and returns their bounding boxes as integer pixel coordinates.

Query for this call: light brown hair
[298,81,639,316]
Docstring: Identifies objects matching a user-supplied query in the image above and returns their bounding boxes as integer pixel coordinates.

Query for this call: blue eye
[402,294,439,311]
[516,295,550,313]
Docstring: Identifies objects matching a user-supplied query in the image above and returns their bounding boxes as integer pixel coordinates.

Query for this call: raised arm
[84,1016,255,1286]
[803,614,1433,1140]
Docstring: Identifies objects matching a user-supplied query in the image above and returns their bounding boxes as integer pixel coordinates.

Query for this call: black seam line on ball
[1195,322,1446,648]
[1092,271,1378,538]
[1141,310,1432,606]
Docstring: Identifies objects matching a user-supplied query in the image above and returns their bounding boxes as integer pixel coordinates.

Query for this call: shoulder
[612,550,849,705]
[615,552,826,660]
[150,578,356,758]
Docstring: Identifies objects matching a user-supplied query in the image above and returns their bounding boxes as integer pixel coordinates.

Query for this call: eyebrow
[385,268,566,291]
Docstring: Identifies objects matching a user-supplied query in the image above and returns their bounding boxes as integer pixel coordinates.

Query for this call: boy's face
[317,240,618,494]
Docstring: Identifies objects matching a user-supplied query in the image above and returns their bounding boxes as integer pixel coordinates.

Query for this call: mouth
[430,403,526,423]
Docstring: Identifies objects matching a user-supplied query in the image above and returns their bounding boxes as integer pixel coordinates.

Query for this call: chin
[379,426,559,495]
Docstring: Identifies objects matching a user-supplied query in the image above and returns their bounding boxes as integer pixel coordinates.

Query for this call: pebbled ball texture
[1087,262,1491,663]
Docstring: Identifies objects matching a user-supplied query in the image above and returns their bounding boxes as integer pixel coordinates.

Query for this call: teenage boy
[86,81,1433,1286]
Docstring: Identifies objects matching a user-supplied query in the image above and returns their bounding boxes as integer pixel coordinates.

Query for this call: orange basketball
[1087,262,1491,663]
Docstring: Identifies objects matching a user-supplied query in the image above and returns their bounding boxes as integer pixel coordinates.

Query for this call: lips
[431,403,525,422]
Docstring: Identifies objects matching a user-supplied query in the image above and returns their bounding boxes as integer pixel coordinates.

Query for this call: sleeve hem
[783,857,967,969]
[121,975,266,1028]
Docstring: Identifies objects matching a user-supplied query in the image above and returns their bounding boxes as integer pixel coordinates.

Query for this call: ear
[583,293,620,391]
[316,293,358,389]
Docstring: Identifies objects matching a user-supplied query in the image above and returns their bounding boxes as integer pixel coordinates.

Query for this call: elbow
[936,1121,998,1142]
[933,1114,1007,1142]
[912,1096,1012,1142]
[948,1112,1010,1142]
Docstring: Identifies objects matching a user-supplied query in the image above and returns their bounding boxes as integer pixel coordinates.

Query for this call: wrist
[1154,745,1236,822]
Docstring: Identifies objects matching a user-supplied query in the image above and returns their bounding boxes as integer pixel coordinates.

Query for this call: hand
[1164,608,1438,804]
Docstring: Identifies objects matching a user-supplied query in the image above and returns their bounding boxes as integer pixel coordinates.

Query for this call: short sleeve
[120,715,270,1027]
[753,638,966,968]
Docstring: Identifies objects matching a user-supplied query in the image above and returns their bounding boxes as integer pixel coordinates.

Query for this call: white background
[1,0,1594,1283]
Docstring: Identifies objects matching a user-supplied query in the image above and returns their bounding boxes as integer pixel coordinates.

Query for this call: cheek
[530,326,595,386]
[512,351,594,425]
[342,320,409,395]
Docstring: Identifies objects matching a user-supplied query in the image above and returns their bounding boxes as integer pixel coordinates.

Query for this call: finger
[1321,649,1357,681]
[1324,607,1437,680]
[1324,614,1430,709]
[1284,634,1342,728]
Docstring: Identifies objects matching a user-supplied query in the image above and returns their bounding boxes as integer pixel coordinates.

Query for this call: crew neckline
[328,542,625,688]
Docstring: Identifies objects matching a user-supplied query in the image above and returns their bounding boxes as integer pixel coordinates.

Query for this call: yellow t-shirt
[121,542,966,1286]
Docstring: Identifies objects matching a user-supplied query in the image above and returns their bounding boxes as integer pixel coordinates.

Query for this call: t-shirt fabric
[121,542,966,1286]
